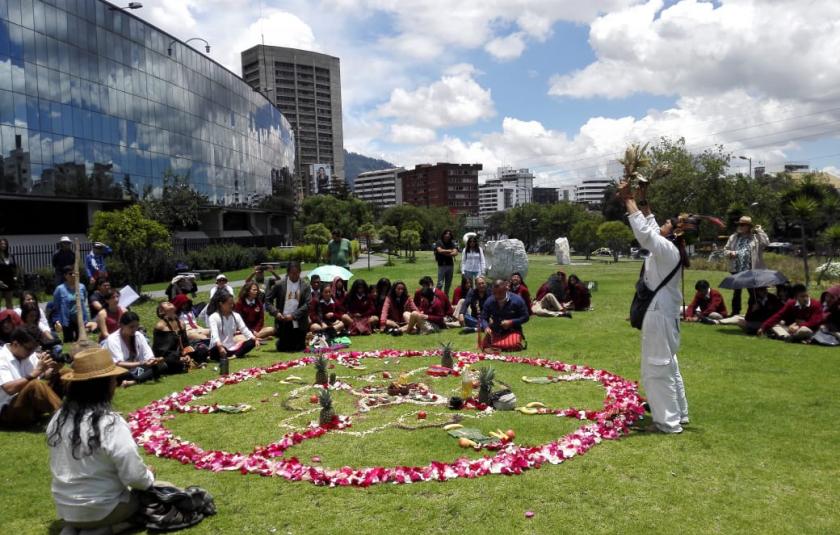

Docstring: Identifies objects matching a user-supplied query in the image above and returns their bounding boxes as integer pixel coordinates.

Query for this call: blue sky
[141,0,840,186]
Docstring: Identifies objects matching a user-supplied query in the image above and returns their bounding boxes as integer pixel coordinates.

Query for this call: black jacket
[265,277,312,328]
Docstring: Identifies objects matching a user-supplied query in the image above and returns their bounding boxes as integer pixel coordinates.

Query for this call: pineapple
[318,389,335,426]
[440,341,454,369]
[477,366,495,404]
[314,355,329,385]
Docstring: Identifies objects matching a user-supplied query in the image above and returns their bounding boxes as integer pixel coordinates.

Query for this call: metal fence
[10,236,293,274]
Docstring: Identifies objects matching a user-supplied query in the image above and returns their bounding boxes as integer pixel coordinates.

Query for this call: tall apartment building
[354,167,405,209]
[497,166,534,205]
[479,179,514,217]
[241,45,345,195]
[400,163,482,216]
[575,178,614,206]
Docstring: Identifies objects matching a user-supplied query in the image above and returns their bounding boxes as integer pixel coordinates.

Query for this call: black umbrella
[719,269,788,290]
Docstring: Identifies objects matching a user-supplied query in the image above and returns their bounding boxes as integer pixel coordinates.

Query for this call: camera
[52,352,73,365]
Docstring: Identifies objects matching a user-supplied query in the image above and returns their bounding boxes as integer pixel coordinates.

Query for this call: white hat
[216,274,228,281]
[93,241,105,248]
[59,236,71,243]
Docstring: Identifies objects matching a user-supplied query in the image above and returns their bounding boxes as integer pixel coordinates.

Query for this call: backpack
[629,260,681,330]
[134,485,216,532]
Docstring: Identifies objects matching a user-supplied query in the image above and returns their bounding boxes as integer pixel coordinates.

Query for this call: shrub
[816,262,840,280]
[186,244,257,272]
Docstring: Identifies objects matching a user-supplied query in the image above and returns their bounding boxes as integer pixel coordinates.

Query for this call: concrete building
[575,179,614,206]
[241,46,344,195]
[400,163,482,216]
[0,0,295,239]
[354,167,405,209]
[497,166,534,205]
[479,179,513,217]
[532,187,558,204]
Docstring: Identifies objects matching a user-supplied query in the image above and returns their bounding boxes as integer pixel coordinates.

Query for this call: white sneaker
[680,417,690,425]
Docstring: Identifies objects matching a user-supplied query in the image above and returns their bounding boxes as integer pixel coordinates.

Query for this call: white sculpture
[555,237,571,265]
[485,239,529,281]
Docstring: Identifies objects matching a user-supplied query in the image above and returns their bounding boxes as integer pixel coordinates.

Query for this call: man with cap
[84,242,112,285]
[210,274,234,301]
[52,236,75,284]
[724,216,769,316]
[0,326,65,428]
[47,347,156,532]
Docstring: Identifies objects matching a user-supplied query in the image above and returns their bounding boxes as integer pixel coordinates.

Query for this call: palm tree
[789,196,817,286]
[816,224,840,285]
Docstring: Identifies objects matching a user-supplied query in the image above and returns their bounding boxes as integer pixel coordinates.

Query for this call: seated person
[452,277,472,318]
[104,312,166,387]
[509,272,532,315]
[820,286,840,341]
[47,348,155,533]
[0,308,22,344]
[415,286,447,332]
[758,283,823,342]
[342,280,378,335]
[459,276,490,332]
[235,282,274,340]
[15,291,52,336]
[379,281,420,334]
[309,284,348,334]
[265,262,311,352]
[19,302,61,356]
[532,271,572,318]
[309,274,323,301]
[413,276,453,315]
[331,277,348,304]
[153,301,209,373]
[208,291,257,360]
[165,273,198,301]
[373,278,391,320]
[0,326,65,428]
[567,275,592,311]
[716,286,782,333]
[209,273,234,301]
[95,289,125,341]
[88,277,111,317]
[480,279,530,352]
[683,280,728,322]
[171,294,210,341]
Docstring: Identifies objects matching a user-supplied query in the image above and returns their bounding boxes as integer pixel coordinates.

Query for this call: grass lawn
[2,252,838,534]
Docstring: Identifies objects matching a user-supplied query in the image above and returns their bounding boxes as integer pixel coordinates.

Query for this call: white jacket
[723,229,769,272]
[629,212,682,316]
[461,249,486,275]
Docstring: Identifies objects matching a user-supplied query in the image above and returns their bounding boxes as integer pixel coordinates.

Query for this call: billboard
[310,164,332,194]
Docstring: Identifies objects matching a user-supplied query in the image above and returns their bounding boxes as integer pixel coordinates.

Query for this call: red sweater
[380,296,418,325]
[234,299,265,332]
[414,288,453,315]
[761,298,824,331]
[568,282,591,311]
[345,293,376,317]
[418,296,447,327]
[686,289,728,318]
[309,297,344,325]
[453,286,467,304]
[510,284,532,314]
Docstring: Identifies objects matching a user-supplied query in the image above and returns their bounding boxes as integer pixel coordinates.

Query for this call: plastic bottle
[219,353,229,376]
[460,365,473,399]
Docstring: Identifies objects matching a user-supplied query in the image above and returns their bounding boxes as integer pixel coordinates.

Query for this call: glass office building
[0,0,294,215]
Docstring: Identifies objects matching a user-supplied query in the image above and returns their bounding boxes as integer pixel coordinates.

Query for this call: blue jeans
[463,271,479,280]
[463,314,487,330]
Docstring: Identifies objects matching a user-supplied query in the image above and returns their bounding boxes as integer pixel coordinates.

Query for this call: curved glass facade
[0,0,294,206]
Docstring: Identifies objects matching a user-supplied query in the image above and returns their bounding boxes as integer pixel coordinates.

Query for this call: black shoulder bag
[629,260,681,330]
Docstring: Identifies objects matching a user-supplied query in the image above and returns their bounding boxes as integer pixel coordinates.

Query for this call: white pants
[532,294,567,317]
[641,310,688,433]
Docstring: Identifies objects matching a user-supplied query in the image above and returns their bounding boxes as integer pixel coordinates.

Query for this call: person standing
[619,180,689,434]
[52,236,75,284]
[265,262,312,352]
[723,216,769,316]
[0,237,18,309]
[52,266,94,343]
[461,235,485,280]
[84,242,112,285]
[327,229,352,268]
[47,347,155,533]
[434,230,459,298]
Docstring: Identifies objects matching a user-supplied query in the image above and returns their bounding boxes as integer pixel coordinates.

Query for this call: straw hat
[737,216,753,226]
[63,348,127,382]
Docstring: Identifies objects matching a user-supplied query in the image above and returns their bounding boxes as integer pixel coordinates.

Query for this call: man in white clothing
[619,180,689,434]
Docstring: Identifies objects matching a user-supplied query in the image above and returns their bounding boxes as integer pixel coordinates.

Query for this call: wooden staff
[71,238,96,354]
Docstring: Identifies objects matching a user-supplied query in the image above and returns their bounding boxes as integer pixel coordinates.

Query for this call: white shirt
[461,249,486,275]
[0,344,38,410]
[14,305,50,334]
[208,311,254,350]
[209,284,234,300]
[103,330,155,364]
[283,279,301,316]
[629,211,682,316]
[48,410,154,522]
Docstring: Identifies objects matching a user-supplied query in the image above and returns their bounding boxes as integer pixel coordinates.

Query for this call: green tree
[296,195,373,238]
[503,204,546,250]
[378,225,399,266]
[570,217,603,260]
[817,224,840,284]
[357,222,377,271]
[88,205,171,293]
[597,221,634,262]
[789,196,818,286]
[304,223,332,265]
[400,229,421,263]
[141,172,209,231]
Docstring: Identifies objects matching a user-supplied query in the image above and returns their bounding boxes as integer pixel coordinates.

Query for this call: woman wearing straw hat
[724,216,769,316]
[47,347,155,533]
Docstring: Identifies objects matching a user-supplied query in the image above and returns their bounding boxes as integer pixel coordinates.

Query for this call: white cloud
[377,65,495,130]
[823,166,840,177]
[389,125,437,145]
[485,32,527,62]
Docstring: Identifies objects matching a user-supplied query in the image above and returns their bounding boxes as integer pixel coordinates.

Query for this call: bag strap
[649,259,682,295]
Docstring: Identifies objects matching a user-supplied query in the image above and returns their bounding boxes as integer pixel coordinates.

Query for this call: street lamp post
[527,218,538,253]
[168,38,211,57]
[738,155,752,178]
[108,2,142,10]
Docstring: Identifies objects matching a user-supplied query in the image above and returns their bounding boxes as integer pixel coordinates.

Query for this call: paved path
[146,254,388,299]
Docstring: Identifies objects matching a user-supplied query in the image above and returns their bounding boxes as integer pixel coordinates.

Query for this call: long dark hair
[389,281,408,309]
[19,302,40,325]
[238,281,262,303]
[440,229,454,245]
[465,236,480,253]
[47,377,117,459]
[346,279,370,307]
[101,289,120,314]
[209,289,233,316]
[375,278,391,308]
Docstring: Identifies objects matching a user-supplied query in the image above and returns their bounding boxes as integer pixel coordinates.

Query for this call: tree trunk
[800,226,810,286]
[367,239,371,270]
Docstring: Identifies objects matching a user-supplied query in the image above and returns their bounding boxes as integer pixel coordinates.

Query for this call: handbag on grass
[482,331,526,351]
[629,261,681,330]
